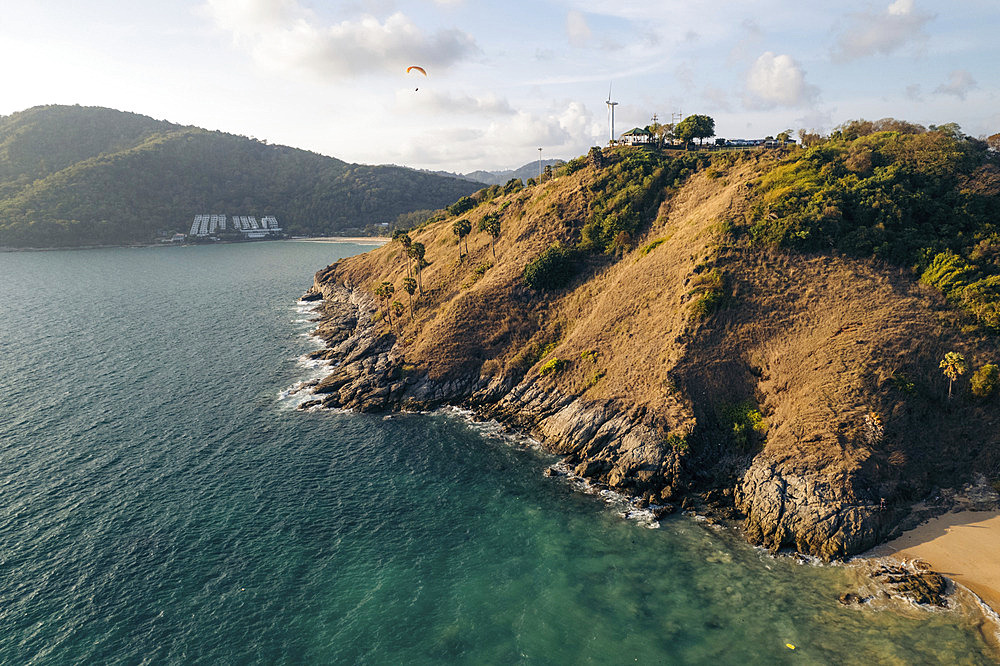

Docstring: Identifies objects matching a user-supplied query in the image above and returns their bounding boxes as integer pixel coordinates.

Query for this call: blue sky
[1,0,996,172]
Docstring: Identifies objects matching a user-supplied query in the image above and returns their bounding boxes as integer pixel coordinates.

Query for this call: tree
[448,196,477,216]
[408,241,426,294]
[402,276,417,316]
[452,218,471,257]
[940,351,968,400]
[971,363,999,398]
[674,114,715,149]
[378,281,395,328]
[646,119,675,149]
[391,300,405,330]
[395,232,413,277]
[479,213,501,260]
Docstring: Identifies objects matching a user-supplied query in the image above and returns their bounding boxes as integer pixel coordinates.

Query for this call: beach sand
[876,510,1000,614]
[288,236,389,244]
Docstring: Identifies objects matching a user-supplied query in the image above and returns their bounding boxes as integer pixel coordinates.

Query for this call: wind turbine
[606,84,618,144]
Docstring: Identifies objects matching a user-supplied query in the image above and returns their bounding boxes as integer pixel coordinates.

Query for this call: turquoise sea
[1,241,996,664]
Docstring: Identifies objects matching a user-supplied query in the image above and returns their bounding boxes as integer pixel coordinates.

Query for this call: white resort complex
[187,214,282,240]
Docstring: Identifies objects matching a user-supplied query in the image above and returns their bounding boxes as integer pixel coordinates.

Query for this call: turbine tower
[606,84,618,145]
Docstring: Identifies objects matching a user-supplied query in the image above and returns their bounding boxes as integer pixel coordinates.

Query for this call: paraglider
[407,65,426,90]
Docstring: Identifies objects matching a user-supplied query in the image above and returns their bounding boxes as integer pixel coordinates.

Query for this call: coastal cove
[1,242,997,662]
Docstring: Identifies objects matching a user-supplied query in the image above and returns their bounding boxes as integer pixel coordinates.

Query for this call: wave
[439,406,665,529]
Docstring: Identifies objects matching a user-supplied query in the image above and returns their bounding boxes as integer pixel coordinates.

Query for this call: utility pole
[538,147,542,181]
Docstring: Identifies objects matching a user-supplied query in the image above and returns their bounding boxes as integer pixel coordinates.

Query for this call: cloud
[566,10,592,47]
[934,69,977,100]
[744,52,819,108]
[727,19,763,66]
[201,0,478,79]
[397,90,516,115]
[905,83,923,101]
[391,102,599,170]
[832,0,932,61]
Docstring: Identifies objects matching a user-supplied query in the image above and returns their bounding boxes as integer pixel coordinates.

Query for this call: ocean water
[0,241,996,664]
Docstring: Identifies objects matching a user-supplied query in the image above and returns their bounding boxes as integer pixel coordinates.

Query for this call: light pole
[537,148,542,181]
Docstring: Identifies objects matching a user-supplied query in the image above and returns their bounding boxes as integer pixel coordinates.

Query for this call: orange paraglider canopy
[406,66,427,76]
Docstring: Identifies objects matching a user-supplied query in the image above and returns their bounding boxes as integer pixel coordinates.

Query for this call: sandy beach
[875,510,1000,615]
[287,236,389,245]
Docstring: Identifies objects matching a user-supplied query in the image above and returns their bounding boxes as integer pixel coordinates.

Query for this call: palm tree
[395,231,413,278]
[479,213,500,260]
[940,351,968,400]
[402,277,417,316]
[391,301,404,331]
[408,242,426,294]
[373,282,387,319]
[377,281,395,328]
[453,218,471,257]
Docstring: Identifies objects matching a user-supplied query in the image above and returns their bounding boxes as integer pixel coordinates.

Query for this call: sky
[1,0,997,173]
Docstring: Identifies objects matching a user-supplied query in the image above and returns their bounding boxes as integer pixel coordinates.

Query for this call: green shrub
[558,156,587,176]
[510,339,556,375]
[962,277,1000,329]
[724,401,767,450]
[689,268,727,319]
[579,151,703,253]
[971,363,999,398]
[891,372,917,394]
[921,251,978,298]
[539,358,568,375]
[640,238,667,255]
[447,196,477,216]
[666,433,689,454]
[523,242,578,290]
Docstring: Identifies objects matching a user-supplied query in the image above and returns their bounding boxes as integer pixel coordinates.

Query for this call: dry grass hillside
[313,146,1000,557]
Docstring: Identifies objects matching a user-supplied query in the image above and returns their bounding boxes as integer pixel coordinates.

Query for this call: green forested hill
[0,105,480,247]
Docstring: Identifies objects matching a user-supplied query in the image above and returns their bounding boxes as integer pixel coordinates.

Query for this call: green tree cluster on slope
[745,120,1000,329]
[581,148,707,253]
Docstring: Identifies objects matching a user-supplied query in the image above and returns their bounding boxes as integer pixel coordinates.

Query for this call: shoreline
[869,510,1000,617]
[286,236,389,245]
[1,235,390,252]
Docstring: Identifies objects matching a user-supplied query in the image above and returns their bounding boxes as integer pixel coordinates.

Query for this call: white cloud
[934,69,977,100]
[727,19,763,66]
[396,90,516,115]
[744,52,818,108]
[566,11,592,47]
[201,0,478,79]
[832,0,932,61]
[391,102,599,170]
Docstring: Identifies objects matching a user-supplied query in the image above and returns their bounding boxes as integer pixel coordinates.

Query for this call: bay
[0,242,995,664]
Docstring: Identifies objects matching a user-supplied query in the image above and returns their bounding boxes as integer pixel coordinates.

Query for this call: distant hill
[0,105,480,248]
[462,159,566,185]
[426,159,568,186]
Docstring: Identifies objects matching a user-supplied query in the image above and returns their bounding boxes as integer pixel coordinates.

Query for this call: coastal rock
[736,457,886,560]
[872,565,949,607]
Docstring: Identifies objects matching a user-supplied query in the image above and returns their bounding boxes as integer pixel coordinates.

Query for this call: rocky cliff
[299,146,1000,560]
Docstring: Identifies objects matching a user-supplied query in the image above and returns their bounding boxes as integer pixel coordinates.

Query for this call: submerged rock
[872,565,949,607]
